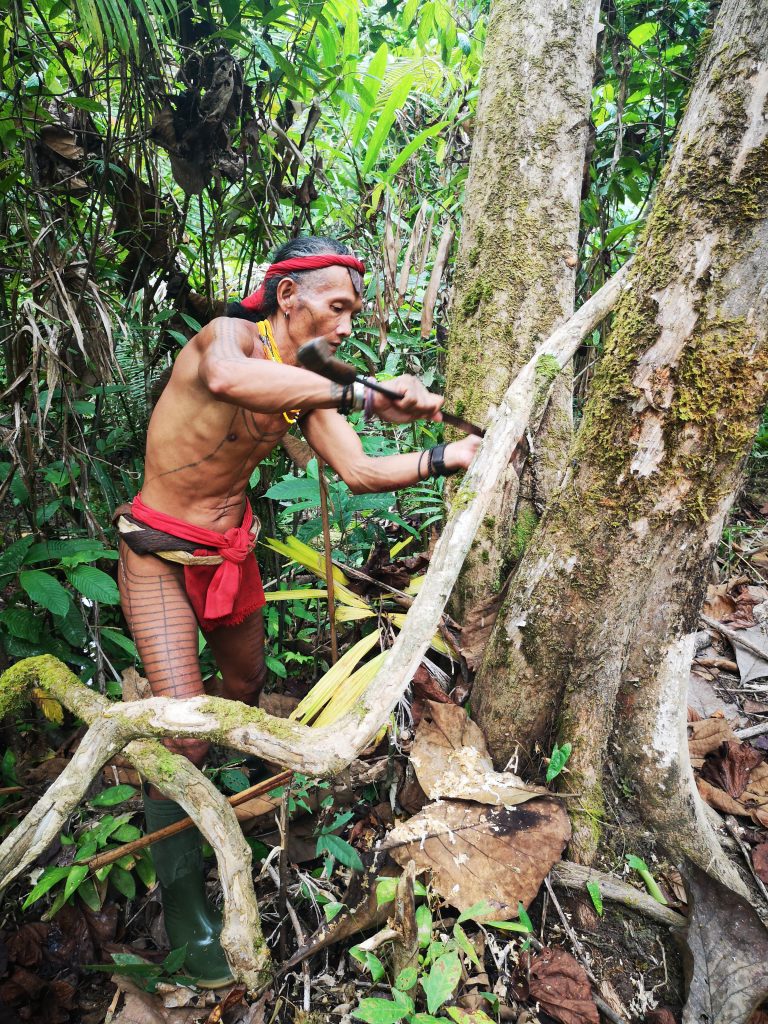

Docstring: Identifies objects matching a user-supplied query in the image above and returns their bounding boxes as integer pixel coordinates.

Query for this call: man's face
[287,266,363,351]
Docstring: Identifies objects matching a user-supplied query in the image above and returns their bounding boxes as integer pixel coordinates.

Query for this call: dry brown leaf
[39,125,84,162]
[700,740,764,798]
[688,717,736,758]
[695,777,748,816]
[526,947,600,1024]
[745,699,768,715]
[111,978,210,1023]
[122,667,151,702]
[676,862,768,1024]
[703,582,738,622]
[384,797,570,918]
[753,845,768,885]
[6,923,49,967]
[457,592,505,671]
[645,1010,678,1024]
[410,701,546,806]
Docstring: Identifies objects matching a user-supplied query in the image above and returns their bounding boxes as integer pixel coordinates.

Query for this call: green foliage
[546,741,572,783]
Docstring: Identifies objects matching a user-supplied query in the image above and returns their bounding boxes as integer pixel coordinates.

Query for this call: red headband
[241,254,366,313]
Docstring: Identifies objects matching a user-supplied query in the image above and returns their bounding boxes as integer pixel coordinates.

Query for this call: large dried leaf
[526,948,599,1024]
[676,862,768,1024]
[688,717,736,758]
[700,740,764,798]
[410,702,546,806]
[695,777,748,816]
[383,797,570,918]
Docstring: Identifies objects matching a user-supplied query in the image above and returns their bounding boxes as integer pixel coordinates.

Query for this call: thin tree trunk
[472,0,768,885]
[444,0,599,638]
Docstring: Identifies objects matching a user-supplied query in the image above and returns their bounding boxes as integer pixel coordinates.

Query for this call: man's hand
[443,435,483,472]
[371,374,444,423]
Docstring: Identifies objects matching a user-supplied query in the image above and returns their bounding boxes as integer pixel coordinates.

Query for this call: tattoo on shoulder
[211,319,252,363]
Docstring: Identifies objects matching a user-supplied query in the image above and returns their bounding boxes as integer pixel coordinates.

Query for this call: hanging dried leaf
[526,947,600,1024]
[420,224,455,339]
[675,861,768,1024]
[731,623,768,685]
[410,701,546,806]
[384,797,570,918]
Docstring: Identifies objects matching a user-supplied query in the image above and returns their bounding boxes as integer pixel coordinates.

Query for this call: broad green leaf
[350,945,386,983]
[384,122,448,181]
[90,785,138,807]
[100,627,138,657]
[162,944,188,974]
[220,768,250,793]
[19,571,71,616]
[453,922,479,966]
[546,741,572,782]
[111,823,142,842]
[0,535,35,576]
[376,876,398,906]
[134,850,156,889]
[361,73,415,176]
[395,966,418,991]
[401,0,418,28]
[416,903,433,947]
[351,45,388,145]
[628,22,659,47]
[457,899,495,923]
[23,866,70,908]
[63,864,89,902]
[67,565,120,604]
[353,990,413,1023]
[517,901,534,932]
[0,607,42,641]
[77,877,103,911]
[586,880,603,916]
[110,865,136,899]
[316,833,364,872]
[421,951,462,1014]
[324,900,345,922]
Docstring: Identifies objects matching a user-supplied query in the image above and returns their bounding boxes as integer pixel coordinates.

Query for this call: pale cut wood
[420,223,454,339]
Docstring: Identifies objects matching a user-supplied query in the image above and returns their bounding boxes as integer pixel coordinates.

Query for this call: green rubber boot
[143,792,233,989]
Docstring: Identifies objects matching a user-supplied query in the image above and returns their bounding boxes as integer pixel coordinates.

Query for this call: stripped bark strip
[397,201,427,305]
[420,223,454,339]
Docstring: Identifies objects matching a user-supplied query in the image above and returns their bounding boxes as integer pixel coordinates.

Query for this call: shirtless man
[117,237,481,985]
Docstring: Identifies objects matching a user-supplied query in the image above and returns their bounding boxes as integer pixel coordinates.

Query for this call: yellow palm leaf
[262,536,369,608]
[388,612,452,656]
[264,589,328,601]
[389,535,414,559]
[31,688,64,725]
[404,574,425,595]
[290,629,382,724]
[312,651,388,727]
[335,606,375,622]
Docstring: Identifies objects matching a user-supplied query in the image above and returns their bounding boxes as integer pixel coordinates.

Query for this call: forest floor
[3,476,768,1024]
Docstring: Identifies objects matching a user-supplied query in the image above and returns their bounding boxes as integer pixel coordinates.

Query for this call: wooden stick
[317,457,338,664]
[85,769,293,870]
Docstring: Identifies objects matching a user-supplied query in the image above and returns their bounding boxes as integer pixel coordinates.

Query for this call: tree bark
[472,0,768,886]
[444,0,599,636]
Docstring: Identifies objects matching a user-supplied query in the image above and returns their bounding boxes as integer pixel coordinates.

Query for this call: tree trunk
[472,0,768,885]
[444,0,599,638]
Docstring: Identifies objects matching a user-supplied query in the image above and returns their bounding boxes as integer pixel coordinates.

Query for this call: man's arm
[301,408,481,494]
[197,318,344,413]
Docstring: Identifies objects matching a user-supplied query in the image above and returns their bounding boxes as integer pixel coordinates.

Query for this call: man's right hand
[371,374,444,424]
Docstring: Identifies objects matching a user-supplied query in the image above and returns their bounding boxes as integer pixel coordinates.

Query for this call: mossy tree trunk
[472,0,768,883]
[444,0,600,645]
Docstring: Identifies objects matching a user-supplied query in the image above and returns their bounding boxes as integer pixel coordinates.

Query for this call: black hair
[226,236,360,322]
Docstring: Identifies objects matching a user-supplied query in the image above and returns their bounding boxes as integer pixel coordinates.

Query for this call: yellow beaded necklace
[257,318,301,424]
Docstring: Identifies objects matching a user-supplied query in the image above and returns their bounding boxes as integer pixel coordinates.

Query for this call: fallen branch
[550,860,687,928]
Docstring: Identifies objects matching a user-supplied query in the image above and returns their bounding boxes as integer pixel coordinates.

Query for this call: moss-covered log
[472,0,768,887]
[444,0,600,638]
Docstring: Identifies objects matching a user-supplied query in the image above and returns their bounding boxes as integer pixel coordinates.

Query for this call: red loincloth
[129,493,265,631]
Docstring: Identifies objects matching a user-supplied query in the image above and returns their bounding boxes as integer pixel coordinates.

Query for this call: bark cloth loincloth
[116,493,265,631]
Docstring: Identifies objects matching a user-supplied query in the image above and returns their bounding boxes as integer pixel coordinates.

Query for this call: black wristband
[429,443,458,478]
[338,383,353,415]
